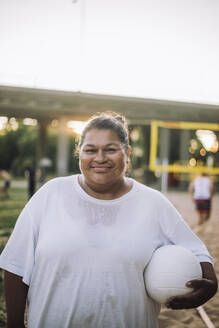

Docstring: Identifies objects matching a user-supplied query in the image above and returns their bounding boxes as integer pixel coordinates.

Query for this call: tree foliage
[0,122,79,177]
[0,124,37,175]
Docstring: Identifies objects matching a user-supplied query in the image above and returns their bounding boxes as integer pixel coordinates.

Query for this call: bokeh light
[23,118,38,126]
[189,158,196,167]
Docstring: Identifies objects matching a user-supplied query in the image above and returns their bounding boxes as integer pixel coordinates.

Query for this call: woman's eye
[85,149,96,153]
[106,148,117,152]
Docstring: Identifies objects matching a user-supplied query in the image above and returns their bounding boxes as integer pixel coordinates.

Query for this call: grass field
[0,186,27,327]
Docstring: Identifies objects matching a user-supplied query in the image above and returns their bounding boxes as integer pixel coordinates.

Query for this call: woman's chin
[91,173,112,184]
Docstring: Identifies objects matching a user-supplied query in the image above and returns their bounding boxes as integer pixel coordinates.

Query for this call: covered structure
[1,85,219,182]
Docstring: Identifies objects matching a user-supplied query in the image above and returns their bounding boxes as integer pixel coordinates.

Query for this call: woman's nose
[95,150,106,161]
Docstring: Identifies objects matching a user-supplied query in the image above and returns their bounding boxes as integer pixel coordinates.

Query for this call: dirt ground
[159,192,219,328]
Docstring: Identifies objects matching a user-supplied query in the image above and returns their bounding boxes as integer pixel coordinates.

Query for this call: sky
[1,0,219,104]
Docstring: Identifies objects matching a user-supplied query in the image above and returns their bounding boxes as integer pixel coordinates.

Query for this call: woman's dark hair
[79,112,129,150]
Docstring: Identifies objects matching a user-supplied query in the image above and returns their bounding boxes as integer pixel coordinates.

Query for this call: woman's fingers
[165,278,217,310]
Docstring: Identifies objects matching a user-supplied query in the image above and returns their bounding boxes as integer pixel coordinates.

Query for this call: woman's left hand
[165,262,218,310]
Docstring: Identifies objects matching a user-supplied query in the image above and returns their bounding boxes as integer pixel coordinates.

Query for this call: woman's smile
[91,166,112,173]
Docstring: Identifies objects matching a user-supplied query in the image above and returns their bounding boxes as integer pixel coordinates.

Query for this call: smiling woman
[0,112,217,328]
[78,113,132,199]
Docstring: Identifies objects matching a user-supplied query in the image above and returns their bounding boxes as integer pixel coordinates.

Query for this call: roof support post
[37,119,48,165]
[57,116,69,176]
[160,128,170,193]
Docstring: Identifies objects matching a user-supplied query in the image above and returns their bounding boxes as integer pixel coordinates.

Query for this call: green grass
[0,186,27,327]
[0,188,27,227]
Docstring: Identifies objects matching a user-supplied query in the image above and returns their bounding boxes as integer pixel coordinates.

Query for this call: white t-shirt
[194,177,212,200]
[0,175,213,328]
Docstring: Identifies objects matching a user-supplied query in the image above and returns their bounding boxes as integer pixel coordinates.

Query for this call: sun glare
[67,121,86,135]
[196,130,218,152]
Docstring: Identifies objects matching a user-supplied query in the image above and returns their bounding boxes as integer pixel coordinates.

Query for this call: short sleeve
[170,219,213,264]
[0,203,38,285]
[0,178,62,285]
[0,175,57,285]
[157,192,213,265]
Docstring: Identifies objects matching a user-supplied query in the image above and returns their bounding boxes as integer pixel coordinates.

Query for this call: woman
[0,112,217,328]
[189,173,214,233]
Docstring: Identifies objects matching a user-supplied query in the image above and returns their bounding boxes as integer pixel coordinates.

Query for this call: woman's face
[79,129,130,186]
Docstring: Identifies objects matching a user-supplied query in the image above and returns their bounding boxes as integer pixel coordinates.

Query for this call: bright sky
[1,0,219,104]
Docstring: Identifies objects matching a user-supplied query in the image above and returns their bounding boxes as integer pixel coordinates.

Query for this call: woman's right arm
[4,270,29,328]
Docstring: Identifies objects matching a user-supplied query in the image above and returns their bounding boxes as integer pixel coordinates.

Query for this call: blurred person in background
[189,173,214,233]
[0,169,11,199]
[24,161,36,199]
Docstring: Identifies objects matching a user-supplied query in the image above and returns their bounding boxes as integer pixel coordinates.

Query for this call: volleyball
[144,245,202,304]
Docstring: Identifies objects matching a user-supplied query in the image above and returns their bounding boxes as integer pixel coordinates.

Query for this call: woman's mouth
[92,166,111,173]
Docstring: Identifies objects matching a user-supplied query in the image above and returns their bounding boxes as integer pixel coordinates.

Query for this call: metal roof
[1,85,219,124]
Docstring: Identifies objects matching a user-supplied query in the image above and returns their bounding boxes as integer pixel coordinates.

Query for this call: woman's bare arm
[4,270,28,328]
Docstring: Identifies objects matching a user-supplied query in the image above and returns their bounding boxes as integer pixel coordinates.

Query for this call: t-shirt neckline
[73,174,137,204]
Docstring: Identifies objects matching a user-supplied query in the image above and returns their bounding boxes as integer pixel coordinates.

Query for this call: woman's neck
[78,175,132,200]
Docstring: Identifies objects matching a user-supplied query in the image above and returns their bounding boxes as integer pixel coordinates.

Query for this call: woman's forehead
[83,129,121,144]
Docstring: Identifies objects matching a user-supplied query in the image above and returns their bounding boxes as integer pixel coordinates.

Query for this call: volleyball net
[149,120,219,175]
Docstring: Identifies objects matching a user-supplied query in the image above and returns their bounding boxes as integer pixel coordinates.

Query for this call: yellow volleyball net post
[149,120,219,175]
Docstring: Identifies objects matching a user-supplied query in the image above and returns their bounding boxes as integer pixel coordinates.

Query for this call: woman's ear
[125,146,132,175]
[126,145,132,158]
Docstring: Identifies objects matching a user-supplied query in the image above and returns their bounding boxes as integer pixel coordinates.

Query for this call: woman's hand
[165,262,218,310]
[165,278,217,309]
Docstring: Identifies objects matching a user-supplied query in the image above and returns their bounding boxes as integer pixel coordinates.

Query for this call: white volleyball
[144,245,202,304]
